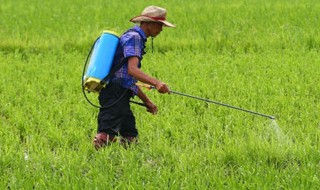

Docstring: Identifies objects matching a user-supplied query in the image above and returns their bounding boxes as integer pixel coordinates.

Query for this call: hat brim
[130,16,175,27]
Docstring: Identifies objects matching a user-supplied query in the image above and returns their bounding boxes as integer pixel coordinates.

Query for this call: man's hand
[155,81,170,94]
[145,101,158,115]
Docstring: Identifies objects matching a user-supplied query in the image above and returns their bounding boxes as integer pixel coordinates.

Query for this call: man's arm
[127,57,170,93]
[136,86,158,114]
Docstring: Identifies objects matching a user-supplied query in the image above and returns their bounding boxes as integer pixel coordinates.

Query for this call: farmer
[93,5,175,149]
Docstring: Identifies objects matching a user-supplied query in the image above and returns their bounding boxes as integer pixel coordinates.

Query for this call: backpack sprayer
[82,30,142,108]
[136,83,275,120]
[82,30,119,93]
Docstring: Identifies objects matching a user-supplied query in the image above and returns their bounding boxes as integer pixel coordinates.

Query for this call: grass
[1,0,320,189]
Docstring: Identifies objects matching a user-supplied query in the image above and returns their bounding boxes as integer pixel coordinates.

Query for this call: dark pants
[97,83,138,137]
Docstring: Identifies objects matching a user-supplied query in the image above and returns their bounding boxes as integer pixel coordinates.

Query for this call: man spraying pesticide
[82,6,175,149]
[83,6,275,150]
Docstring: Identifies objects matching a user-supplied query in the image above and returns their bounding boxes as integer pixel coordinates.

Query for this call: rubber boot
[93,132,116,150]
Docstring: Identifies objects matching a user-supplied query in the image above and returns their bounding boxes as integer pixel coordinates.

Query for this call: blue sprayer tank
[83,30,119,93]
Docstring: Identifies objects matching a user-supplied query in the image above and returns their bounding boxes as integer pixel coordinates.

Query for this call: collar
[132,26,147,42]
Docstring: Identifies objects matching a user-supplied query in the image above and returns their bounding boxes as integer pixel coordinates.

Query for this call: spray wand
[136,83,275,120]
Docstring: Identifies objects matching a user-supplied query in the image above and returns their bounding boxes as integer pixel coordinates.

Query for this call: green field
[1,0,320,189]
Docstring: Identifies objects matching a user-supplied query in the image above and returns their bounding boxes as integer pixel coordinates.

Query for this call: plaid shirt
[111,26,147,95]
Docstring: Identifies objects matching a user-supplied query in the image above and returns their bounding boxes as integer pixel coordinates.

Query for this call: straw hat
[130,5,175,27]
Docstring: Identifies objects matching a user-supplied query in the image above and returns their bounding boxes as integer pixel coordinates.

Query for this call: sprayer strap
[100,58,127,85]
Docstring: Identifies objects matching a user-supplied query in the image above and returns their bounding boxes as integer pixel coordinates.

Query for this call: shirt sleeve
[121,32,143,60]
